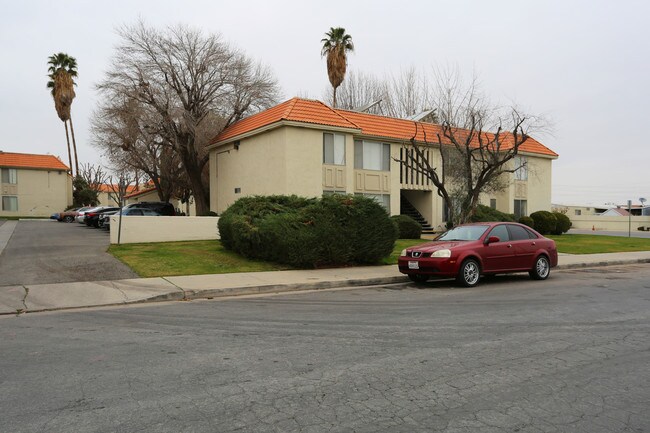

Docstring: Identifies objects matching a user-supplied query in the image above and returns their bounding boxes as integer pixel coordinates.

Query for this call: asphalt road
[1,265,649,432]
[0,220,137,286]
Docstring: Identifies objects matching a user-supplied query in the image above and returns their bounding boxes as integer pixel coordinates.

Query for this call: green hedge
[551,212,571,235]
[530,211,557,235]
[518,216,535,229]
[217,194,398,268]
[390,215,422,239]
[470,205,516,222]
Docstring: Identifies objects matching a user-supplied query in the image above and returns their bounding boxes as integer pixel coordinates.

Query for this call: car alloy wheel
[457,258,480,287]
[64,216,74,223]
[530,255,550,280]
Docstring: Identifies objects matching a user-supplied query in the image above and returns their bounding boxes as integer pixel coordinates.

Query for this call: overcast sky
[1,0,648,206]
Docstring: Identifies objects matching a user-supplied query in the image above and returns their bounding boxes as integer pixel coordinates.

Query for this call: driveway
[0,220,138,286]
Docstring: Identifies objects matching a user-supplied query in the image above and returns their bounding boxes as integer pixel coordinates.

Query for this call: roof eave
[207,120,361,149]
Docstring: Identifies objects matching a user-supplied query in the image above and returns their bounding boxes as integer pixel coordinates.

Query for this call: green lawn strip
[548,234,650,254]
[109,238,430,277]
[381,238,430,265]
[108,240,290,278]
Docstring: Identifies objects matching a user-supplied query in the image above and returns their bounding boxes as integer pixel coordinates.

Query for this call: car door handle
[507,244,512,248]
[531,242,536,246]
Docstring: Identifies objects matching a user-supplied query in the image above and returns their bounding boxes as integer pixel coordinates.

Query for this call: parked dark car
[398,222,558,287]
[85,207,120,228]
[123,202,176,216]
[100,208,161,230]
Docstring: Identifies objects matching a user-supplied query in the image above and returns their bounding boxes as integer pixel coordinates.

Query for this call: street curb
[3,258,648,316]
[556,258,650,270]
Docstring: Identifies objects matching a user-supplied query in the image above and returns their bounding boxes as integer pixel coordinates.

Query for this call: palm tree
[47,52,79,176]
[321,27,354,108]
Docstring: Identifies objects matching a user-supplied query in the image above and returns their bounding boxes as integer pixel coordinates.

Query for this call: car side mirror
[486,236,500,244]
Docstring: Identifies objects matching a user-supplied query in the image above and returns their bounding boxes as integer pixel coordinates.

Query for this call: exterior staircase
[400,194,435,234]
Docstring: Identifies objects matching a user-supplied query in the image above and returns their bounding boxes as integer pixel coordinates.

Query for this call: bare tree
[324,67,436,120]
[92,95,182,203]
[397,69,546,226]
[105,170,138,207]
[95,21,280,215]
[78,163,108,193]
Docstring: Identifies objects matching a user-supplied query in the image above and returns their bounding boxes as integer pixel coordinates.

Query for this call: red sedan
[398,222,558,287]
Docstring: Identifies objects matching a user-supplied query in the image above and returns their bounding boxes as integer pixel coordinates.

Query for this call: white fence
[569,215,650,231]
[109,216,220,244]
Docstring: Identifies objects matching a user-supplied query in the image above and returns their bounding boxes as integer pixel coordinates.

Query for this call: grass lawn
[109,234,650,278]
[548,234,650,254]
[109,238,429,278]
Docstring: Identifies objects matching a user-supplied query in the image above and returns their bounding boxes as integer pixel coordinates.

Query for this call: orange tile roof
[212,98,359,143]
[212,98,558,158]
[124,186,157,199]
[0,151,70,171]
[97,184,139,193]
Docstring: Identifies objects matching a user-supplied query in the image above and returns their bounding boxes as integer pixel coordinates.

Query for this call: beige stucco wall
[525,156,553,214]
[97,191,120,207]
[208,126,555,228]
[109,216,220,244]
[211,127,289,213]
[1,168,71,217]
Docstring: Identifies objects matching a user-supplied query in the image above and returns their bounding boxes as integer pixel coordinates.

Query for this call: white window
[490,199,497,209]
[514,199,527,219]
[1,168,17,184]
[323,133,345,165]
[514,156,528,180]
[354,140,390,171]
[2,196,18,211]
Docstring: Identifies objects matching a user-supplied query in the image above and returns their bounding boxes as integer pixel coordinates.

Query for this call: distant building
[0,151,71,217]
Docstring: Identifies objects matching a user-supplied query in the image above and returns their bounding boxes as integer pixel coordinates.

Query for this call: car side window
[508,224,532,241]
[131,209,143,216]
[488,225,510,242]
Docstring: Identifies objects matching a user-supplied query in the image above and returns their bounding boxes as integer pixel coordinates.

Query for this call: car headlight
[400,249,407,257]
[431,249,451,258]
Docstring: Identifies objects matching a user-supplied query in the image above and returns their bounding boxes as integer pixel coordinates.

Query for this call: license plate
[408,261,419,270]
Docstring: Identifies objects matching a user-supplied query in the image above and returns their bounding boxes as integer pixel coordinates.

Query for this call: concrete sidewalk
[2,251,650,315]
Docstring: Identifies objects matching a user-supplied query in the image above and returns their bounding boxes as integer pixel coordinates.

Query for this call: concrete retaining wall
[109,216,220,244]
[569,215,650,231]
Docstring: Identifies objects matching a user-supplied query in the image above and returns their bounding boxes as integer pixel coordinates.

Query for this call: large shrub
[217,194,398,268]
[530,211,557,235]
[518,216,535,229]
[470,205,516,222]
[390,215,422,239]
[552,212,571,235]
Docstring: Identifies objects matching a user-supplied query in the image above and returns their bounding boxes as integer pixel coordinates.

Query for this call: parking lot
[0,220,138,286]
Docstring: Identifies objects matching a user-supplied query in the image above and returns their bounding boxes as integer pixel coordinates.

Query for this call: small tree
[72,177,98,207]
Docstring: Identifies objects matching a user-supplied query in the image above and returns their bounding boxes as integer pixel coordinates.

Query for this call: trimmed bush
[217,194,398,268]
[470,205,516,222]
[518,216,535,229]
[552,212,571,235]
[530,211,557,235]
[390,215,422,239]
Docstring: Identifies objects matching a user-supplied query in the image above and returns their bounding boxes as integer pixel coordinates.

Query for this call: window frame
[514,199,528,220]
[1,168,18,185]
[323,133,346,166]
[2,196,18,212]
[354,140,390,171]
[514,156,528,181]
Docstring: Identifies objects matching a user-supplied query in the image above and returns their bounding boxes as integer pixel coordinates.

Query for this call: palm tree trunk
[68,116,80,176]
[63,121,73,176]
[333,86,337,108]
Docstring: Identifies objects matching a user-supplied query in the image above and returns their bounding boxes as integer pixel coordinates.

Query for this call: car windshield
[436,225,489,241]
